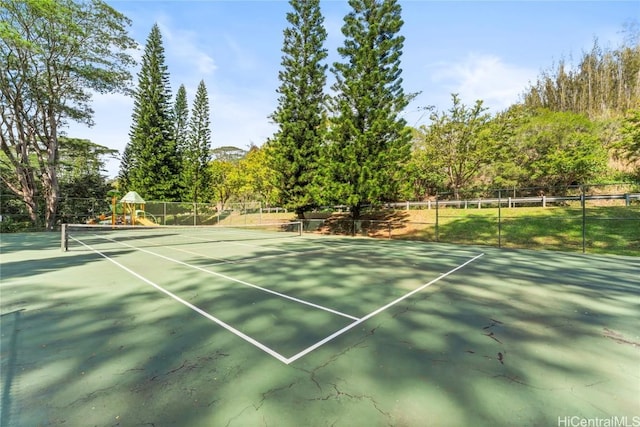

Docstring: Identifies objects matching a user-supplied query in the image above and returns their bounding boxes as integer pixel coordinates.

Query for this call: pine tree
[118,143,134,191]
[184,80,212,203]
[269,0,328,218]
[327,0,411,219]
[174,85,189,154]
[119,24,180,200]
[174,84,189,195]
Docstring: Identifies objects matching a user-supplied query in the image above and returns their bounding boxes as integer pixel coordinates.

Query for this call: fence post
[435,195,439,242]
[498,190,502,248]
[581,186,586,254]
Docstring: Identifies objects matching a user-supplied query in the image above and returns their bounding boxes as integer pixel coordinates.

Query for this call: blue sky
[66,0,639,177]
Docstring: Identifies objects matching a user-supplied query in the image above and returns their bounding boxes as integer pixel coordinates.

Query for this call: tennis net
[61,221,302,251]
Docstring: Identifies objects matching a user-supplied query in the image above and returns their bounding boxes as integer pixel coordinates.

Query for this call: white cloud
[156,18,217,77]
[428,53,538,113]
[210,90,276,149]
[223,34,258,71]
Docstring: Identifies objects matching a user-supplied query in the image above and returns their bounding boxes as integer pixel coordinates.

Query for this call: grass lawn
[214,204,640,256]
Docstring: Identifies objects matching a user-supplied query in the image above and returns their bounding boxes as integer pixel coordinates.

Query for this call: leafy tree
[618,108,640,176]
[269,0,328,218]
[515,109,608,190]
[1,0,136,229]
[475,104,532,190]
[209,159,238,208]
[418,94,494,199]
[119,24,180,200]
[237,146,279,206]
[326,0,411,218]
[56,137,115,223]
[183,80,212,203]
[400,126,447,200]
[58,137,117,182]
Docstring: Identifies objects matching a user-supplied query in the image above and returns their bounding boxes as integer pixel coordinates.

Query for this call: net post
[61,224,68,252]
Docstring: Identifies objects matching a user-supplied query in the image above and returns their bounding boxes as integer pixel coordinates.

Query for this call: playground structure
[89,191,158,226]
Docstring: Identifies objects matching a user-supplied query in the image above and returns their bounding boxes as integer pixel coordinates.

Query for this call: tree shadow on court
[166,242,639,425]
[177,244,640,426]
[0,250,134,280]
[280,247,640,426]
[2,238,638,426]
[0,232,61,254]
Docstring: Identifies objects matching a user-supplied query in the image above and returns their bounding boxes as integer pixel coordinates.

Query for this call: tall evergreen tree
[327,0,411,218]
[118,143,134,191]
[269,0,328,218]
[119,24,180,200]
[173,84,189,195]
[174,85,189,155]
[184,80,212,203]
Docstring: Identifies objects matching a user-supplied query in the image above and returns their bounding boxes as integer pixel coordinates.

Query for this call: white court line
[73,234,483,365]
[69,236,290,364]
[95,235,359,321]
[283,252,485,364]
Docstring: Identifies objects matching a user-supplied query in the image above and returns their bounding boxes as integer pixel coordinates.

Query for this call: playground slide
[136,217,158,226]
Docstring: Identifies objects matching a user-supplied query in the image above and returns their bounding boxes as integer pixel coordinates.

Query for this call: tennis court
[1,225,638,426]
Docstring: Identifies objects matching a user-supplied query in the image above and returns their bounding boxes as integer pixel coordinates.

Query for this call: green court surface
[1,228,638,427]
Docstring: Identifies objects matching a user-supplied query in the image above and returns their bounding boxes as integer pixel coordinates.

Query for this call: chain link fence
[2,184,638,254]
[302,184,640,255]
[0,194,287,230]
